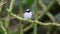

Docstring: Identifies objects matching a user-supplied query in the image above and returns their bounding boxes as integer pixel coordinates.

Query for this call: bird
[23,9,34,27]
[23,9,33,19]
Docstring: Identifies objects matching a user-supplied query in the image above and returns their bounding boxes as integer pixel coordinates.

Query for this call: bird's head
[25,9,31,12]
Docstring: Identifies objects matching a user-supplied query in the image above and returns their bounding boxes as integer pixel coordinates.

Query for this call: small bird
[23,9,33,19]
[23,9,33,27]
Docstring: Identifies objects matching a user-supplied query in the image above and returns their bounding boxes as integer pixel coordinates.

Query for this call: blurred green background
[0,0,60,34]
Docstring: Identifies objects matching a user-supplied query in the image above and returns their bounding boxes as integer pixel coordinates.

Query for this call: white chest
[23,12,32,19]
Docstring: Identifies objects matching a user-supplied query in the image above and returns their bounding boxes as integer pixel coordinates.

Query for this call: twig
[19,0,23,16]
[0,1,7,12]
[6,0,16,34]
[33,0,38,34]
[37,0,56,19]
[8,12,60,26]
[20,20,24,34]
[0,2,7,7]
[46,12,56,22]
[56,0,60,5]
[7,0,16,12]
[38,0,56,22]
[24,24,33,32]
[0,21,7,34]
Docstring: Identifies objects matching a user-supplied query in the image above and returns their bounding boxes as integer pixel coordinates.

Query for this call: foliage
[0,0,60,34]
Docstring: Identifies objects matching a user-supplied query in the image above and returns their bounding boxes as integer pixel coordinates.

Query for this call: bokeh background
[0,0,60,34]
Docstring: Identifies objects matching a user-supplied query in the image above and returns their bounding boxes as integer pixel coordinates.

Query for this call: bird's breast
[23,12,32,19]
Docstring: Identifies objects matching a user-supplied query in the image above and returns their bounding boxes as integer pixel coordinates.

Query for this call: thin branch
[19,0,24,34]
[8,12,60,27]
[33,0,38,34]
[7,0,16,12]
[46,12,56,22]
[38,0,56,22]
[56,0,60,5]
[0,1,7,12]
[19,0,23,16]
[0,21,7,34]
[37,0,56,19]
[24,24,33,32]
[20,21,24,34]
[0,2,7,7]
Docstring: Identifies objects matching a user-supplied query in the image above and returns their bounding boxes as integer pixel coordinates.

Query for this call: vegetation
[0,0,60,34]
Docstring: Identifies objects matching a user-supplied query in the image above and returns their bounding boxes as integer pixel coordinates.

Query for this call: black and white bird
[23,9,34,27]
[23,9,33,19]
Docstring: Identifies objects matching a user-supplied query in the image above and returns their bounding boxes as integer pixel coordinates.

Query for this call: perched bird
[23,9,33,27]
[23,9,33,19]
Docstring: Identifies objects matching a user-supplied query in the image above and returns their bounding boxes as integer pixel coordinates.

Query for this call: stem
[37,0,56,19]
[33,0,38,34]
[7,0,16,12]
[20,20,24,34]
[19,0,23,16]
[0,21,7,34]
[33,23,37,34]
[9,12,60,26]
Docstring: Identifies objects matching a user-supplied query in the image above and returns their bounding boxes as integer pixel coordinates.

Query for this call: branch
[7,0,16,12]
[0,21,7,34]
[24,24,33,32]
[8,12,60,27]
[0,1,7,12]
[38,0,56,22]
[37,0,56,19]
[56,0,60,5]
